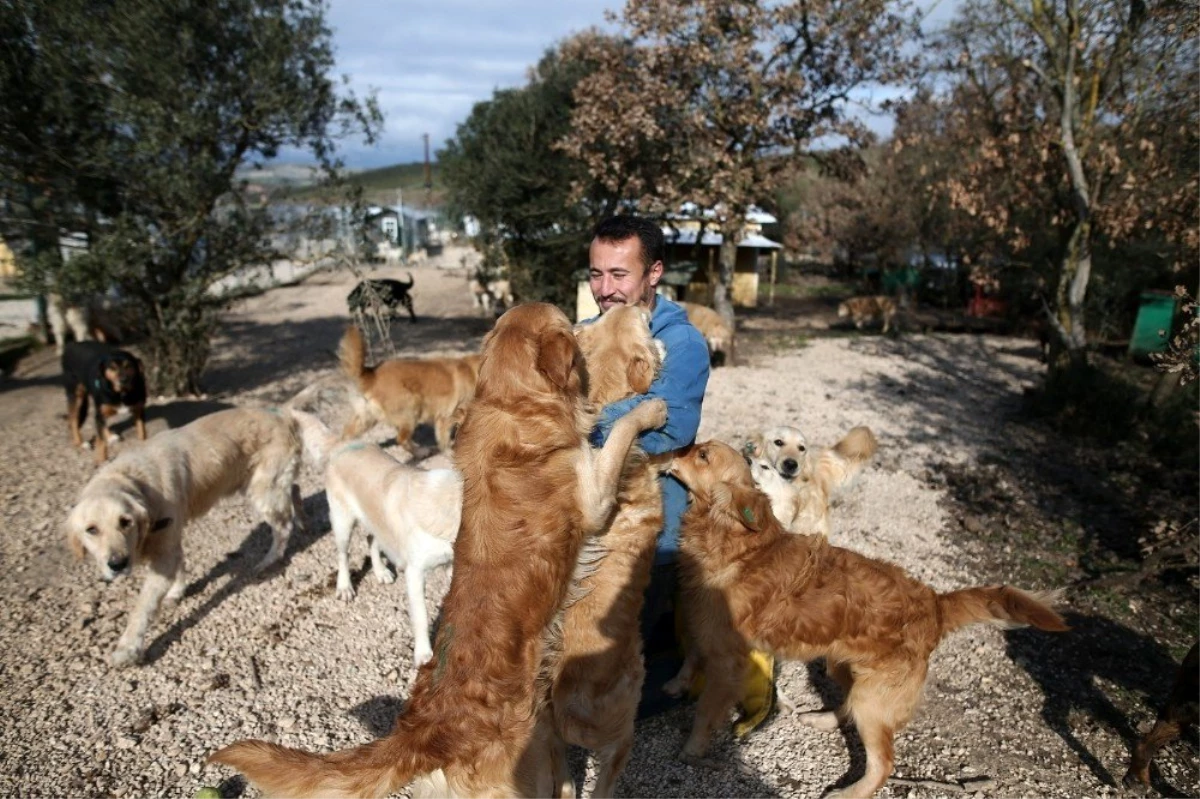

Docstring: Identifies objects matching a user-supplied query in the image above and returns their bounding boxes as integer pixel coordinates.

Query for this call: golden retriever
[745,424,810,480]
[668,440,1068,799]
[209,302,668,798]
[64,407,305,667]
[338,324,481,454]
[291,410,460,669]
[837,295,897,333]
[679,301,734,366]
[748,425,878,537]
[549,305,665,798]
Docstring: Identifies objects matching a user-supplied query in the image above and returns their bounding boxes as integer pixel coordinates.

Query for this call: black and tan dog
[62,341,147,463]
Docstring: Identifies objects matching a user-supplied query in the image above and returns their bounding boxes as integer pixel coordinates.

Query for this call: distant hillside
[275,161,445,206]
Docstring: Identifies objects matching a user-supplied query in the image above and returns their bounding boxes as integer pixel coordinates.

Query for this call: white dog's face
[66,493,159,581]
[747,425,808,481]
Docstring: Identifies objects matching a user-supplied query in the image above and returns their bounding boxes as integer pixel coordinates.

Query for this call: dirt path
[0,248,1194,798]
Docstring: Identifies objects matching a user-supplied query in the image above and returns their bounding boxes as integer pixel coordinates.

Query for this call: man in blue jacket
[585,214,711,717]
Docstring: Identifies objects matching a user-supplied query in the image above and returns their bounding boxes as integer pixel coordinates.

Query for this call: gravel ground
[0,249,1195,799]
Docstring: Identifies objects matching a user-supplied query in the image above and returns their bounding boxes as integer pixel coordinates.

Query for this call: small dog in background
[62,341,148,463]
[470,276,514,315]
[64,407,306,667]
[1123,641,1199,789]
[337,325,481,455]
[747,425,878,537]
[290,410,460,669]
[346,273,416,324]
[837,295,898,334]
[679,301,734,367]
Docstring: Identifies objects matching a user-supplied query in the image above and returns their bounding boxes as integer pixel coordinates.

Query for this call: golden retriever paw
[796,710,841,731]
[631,398,668,430]
[373,567,395,585]
[336,584,356,601]
[679,752,723,771]
[110,646,141,669]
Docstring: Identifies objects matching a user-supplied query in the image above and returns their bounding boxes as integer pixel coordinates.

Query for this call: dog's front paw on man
[632,397,668,429]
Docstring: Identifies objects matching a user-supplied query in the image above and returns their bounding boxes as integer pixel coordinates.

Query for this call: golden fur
[550,305,665,798]
[64,407,305,667]
[209,302,668,798]
[338,325,482,454]
[837,295,897,333]
[746,424,810,480]
[291,410,460,668]
[749,425,878,537]
[668,440,1068,799]
[678,301,734,366]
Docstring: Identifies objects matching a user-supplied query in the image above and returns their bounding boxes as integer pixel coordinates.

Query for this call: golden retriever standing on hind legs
[209,302,668,799]
[668,440,1068,799]
[64,407,306,667]
[546,304,666,798]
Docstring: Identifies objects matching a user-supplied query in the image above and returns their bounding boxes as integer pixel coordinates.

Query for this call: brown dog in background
[678,301,733,367]
[669,440,1068,799]
[549,305,665,798]
[337,325,481,455]
[1123,641,1199,789]
[210,303,668,798]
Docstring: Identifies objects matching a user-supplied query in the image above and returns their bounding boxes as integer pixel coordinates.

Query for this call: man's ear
[712,482,772,533]
[151,517,172,532]
[537,329,579,392]
[627,356,655,395]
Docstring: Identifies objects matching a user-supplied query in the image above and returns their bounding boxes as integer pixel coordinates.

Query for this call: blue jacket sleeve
[589,322,710,455]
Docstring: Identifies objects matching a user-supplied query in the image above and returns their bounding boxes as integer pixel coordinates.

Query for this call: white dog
[65,407,305,667]
[292,410,460,668]
[745,425,877,537]
[746,424,810,480]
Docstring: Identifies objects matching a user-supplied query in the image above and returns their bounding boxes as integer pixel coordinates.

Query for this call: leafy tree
[439,39,624,312]
[927,0,1197,369]
[0,0,381,394]
[560,0,919,321]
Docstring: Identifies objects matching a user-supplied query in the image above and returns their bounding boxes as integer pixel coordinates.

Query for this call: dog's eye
[698,449,708,462]
[85,525,99,537]
[798,445,807,452]
[773,439,784,447]
[118,516,132,530]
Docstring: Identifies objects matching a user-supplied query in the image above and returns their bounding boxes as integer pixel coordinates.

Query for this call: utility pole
[423,133,432,200]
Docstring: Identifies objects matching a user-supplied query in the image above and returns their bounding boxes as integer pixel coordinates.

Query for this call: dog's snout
[107,555,130,573]
[782,458,798,474]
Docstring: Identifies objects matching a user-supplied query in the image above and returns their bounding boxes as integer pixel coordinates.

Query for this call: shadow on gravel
[202,313,493,397]
[1005,612,1186,791]
[144,399,235,430]
[141,489,331,665]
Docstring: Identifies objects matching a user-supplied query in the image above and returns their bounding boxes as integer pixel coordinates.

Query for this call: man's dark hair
[593,215,664,271]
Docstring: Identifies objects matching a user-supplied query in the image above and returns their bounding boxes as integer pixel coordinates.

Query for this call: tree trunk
[714,222,740,326]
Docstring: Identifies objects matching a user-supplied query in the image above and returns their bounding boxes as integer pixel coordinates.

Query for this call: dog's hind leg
[329,495,358,600]
[68,384,88,448]
[368,535,395,585]
[250,476,298,573]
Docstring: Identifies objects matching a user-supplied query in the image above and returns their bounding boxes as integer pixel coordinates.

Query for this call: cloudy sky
[324,1,957,169]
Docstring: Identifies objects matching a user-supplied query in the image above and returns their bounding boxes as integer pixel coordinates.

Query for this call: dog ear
[627,355,655,395]
[66,527,84,560]
[742,436,765,459]
[712,481,772,533]
[537,329,580,393]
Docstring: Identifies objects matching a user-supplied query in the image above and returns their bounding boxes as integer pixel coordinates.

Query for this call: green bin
[1128,290,1178,356]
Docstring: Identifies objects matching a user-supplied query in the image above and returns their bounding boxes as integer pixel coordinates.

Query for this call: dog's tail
[209,731,430,799]
[337,325,370,388]
[937,585,1069,639]
[287,409,339,471]
[811,425,878,495]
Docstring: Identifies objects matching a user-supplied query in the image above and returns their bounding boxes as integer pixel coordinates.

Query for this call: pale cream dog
[291,410,460,668]
[747,425,878,537]
[65,407,305,667]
